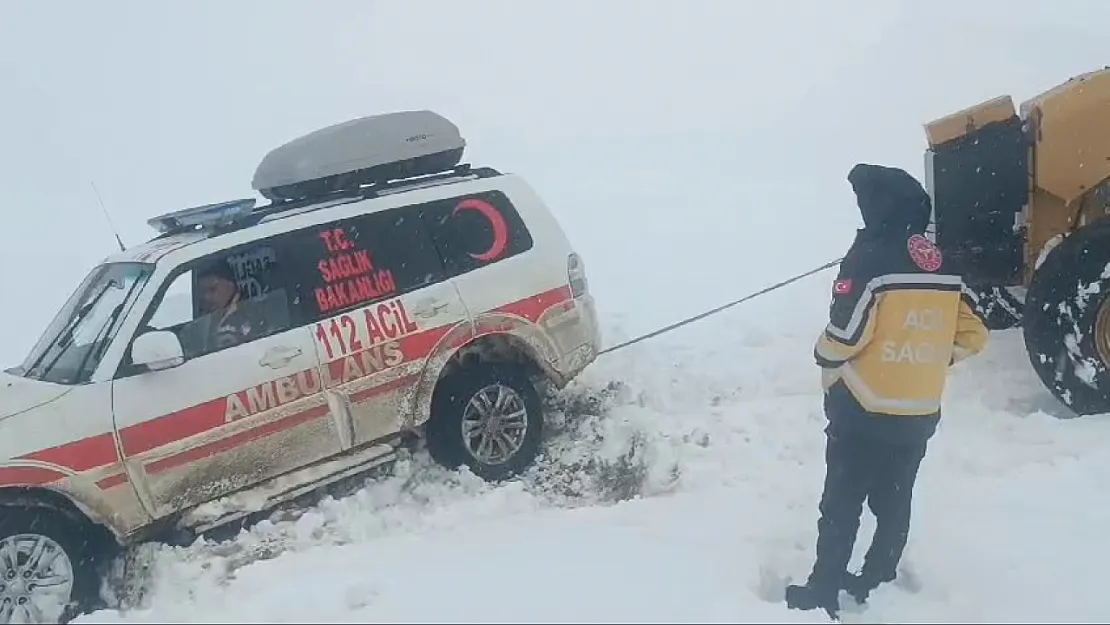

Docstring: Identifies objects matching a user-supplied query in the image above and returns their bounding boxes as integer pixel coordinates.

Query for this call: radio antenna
[90,181,127,252]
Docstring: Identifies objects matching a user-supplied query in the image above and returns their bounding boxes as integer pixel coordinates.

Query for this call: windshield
[15,262,153,384]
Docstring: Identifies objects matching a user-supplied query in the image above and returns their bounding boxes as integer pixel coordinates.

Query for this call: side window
[139,240,298,362]
[147,272,193,331]
[296,205,446,322]
[419,190,534,277]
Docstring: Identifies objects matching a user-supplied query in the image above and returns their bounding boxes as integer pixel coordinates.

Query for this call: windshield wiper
[73,302,124,383]
[73,275,146,383]
[26,279,118,380]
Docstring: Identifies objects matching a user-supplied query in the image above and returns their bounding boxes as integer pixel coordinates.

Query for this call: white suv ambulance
[0,111,600,623]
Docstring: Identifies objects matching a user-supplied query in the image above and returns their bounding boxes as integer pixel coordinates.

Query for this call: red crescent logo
[452,198,509,262]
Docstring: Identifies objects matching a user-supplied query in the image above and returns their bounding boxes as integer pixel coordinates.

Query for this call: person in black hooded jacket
[785,164,989,618]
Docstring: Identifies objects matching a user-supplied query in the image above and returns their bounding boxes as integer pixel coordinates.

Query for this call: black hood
[847,163,931,236]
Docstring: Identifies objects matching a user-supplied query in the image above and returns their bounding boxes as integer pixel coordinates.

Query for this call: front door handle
[259,346,303,369]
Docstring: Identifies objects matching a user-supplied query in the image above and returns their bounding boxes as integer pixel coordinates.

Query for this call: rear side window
[419,190,534,277]
[294,205,446,322]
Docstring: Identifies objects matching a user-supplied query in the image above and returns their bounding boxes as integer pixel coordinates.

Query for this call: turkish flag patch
[832,279,853,295]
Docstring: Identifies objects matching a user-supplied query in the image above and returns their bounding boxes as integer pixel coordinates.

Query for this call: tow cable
[597,257,844,356]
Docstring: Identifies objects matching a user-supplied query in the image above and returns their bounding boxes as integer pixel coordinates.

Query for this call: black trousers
[806,423,928,591]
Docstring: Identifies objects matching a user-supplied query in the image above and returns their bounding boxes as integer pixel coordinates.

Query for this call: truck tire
[0,506,104,623]
[1023,222,1110,416]
[426,363,544,481]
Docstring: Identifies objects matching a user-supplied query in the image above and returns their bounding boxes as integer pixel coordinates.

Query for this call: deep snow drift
[73,270,1110,624]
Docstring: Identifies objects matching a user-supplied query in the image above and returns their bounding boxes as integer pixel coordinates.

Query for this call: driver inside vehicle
[193,260,277,354]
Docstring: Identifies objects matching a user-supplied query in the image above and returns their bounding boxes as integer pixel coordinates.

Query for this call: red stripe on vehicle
[120,397,227,457]
[152,369,419,474]
[96,472,130,490]
[10,288,573,485]
[145,403,331,475]
[399,325,455,363]
[493,286,572,322]
[19,433,119,473]
[349,372,420,404]
[0,466,67,487]
[119,363,322,457]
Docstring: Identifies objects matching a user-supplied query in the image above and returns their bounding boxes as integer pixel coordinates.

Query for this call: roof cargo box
[252,110,466,202]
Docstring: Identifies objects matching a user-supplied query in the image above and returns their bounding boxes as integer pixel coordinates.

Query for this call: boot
[841,572,873,604]
[785,582,840,620]
[842,569,894,604]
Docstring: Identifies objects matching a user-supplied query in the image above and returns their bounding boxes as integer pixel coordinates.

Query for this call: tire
[1023,222,1110,416]
[425,363,545,481]
[0,507,105,624]
[971,285,1024,331]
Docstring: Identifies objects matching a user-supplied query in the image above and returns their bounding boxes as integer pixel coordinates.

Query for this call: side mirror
[131,330,185,371]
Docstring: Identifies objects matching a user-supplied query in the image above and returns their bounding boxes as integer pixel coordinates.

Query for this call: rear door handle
[259,346,303,369]
[411,298,451,319]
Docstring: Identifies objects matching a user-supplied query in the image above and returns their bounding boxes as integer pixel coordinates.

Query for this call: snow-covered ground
[71,261,1110,624]
[5,3,1110,623]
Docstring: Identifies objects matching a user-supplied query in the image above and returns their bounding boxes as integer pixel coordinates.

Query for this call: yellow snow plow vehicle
[924,67,1110,416]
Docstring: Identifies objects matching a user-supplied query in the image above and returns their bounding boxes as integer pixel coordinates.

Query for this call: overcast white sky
[1,0,1108,361]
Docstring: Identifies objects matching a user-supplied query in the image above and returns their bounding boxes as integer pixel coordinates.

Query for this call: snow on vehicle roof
[103,230,208,265]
